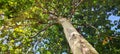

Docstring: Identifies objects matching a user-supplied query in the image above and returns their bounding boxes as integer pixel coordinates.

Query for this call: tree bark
[58,18,98,54]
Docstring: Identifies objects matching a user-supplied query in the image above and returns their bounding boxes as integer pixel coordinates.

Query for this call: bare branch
[85,21,99,34]
[30,23,54,38]
[35,0,58,17]
[69,0,83,18]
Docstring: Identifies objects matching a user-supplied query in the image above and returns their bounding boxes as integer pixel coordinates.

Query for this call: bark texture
[58,18,98,54]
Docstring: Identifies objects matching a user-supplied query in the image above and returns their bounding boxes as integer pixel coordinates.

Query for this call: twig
[72,21,99,34]
[35,0,58,17]
[74,0,83,8]
[85,21,100,34]
[30,23,54,38]
[69,0,83,18]
[26,23,54,53]
[33,29,47,53]
[26,47,32,54]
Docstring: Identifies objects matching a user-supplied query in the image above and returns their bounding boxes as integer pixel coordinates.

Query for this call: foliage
[0,0,120,54]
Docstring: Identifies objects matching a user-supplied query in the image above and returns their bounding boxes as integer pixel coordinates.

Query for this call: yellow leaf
[15,49,21,54]
[47,51,51,54]
[2,46,7,51]
[14,28,24,33]
[10,40,14,43]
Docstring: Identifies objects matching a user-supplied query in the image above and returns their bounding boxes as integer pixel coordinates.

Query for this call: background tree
[0,0,120,54]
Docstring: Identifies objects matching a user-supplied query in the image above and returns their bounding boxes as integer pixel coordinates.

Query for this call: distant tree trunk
[58,18,98,54]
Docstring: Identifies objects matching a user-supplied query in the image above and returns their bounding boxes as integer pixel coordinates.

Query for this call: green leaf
[47,51,51,54]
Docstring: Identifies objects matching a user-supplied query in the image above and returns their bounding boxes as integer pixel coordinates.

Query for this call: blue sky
[108,15,120,32]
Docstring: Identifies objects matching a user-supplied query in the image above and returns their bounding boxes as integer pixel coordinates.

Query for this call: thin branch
[26,47,32,54]
[27,23,52,54]
[69,0,83,18]
[85,21,99,34]
[72,22,99,34]
[74,0,83,8]
[30,23,54,38]
[33,29,46,53]
[35,0,58,17]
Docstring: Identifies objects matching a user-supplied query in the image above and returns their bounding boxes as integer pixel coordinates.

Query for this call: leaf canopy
[0,0,120,54]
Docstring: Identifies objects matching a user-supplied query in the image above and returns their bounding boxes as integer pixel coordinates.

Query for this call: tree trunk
[58,18,98,54]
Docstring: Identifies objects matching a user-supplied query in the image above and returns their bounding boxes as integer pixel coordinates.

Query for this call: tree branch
[30,23,54,38]
[69,0,83,18]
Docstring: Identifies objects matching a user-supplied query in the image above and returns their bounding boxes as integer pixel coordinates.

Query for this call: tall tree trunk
[58,18,98,54]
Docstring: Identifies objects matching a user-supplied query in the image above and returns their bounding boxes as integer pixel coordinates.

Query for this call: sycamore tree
[0,0,120,54]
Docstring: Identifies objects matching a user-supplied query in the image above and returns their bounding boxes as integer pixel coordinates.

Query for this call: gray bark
[58,18,98,54]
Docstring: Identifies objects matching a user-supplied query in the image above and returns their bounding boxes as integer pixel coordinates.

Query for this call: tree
[57,18,98,54]
[0,0,120,54]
